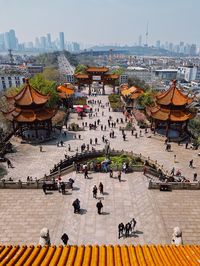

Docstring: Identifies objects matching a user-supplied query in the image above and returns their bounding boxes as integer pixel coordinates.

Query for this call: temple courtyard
[0,86,200,245]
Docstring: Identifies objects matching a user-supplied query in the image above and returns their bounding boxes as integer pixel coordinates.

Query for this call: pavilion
[146,80,195,138]
[74,67,119,95]
[121,85,144,109]
[2,78,56,140]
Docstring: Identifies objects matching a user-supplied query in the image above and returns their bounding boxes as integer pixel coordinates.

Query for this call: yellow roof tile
[0,245,199,266]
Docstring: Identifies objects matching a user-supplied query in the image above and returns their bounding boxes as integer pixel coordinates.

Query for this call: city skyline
[0,0,200,46]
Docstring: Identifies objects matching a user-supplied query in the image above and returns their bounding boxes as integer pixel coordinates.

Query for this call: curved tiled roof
[121,86,144,100]
[147,105,194,122]
[3,108,55,122]
[0,244,199,265]
[156,80,193,106]
[57,85,74,96]
[86,67,109,73]
[13,79,49,106]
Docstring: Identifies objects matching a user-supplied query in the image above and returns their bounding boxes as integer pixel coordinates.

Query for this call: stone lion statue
[171,227,183,245]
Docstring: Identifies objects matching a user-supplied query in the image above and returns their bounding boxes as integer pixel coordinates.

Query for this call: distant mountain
[87,45,177,56]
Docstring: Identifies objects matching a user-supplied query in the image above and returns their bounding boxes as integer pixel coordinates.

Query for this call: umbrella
[76,107,84,113]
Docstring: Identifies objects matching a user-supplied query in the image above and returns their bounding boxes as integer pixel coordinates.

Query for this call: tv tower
[145,22,149,47]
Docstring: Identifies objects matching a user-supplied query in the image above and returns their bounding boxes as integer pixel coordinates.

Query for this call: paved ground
[3,86,199,182]
[0,171,200,245]
[0,85,200,245]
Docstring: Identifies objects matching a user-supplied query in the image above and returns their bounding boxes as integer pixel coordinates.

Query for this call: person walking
[96,200,103,214]
[189,159,193,168]
[68,144,71,152]
[93,185,98,198]
[125,223,131,237]
[118,171,122,182]
[185,142,189,149]
[84,168,89,179]
[61,233,69,245]
[118,223,125,239]
[95,138,98,145]
[99,182,104,194]
[90,138,92,145]
[170,167,175,176]
[109,168,113,178]
[130,218,137,234]
[40,145,43,152]
[72,199,80,213]
[6,159,12,168]
[61,182,65,195]
[193,173,197,181]
[42,182,47,194]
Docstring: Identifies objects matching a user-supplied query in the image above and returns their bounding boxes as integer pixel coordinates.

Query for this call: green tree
[127,76,151,91]
[137,91,154,107]
[111,67,125,76]
[29,74,59,108]
[42,67,60,82]
[75,64,87,74]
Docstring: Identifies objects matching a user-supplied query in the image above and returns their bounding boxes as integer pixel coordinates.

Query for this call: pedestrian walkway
[3,85,200,182]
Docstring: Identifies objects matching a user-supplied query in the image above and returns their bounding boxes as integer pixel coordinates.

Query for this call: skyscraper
[0,34,5,50]
[47,33,52,49]
[138,35,142,47]
[35,37,40,49]
[156,40,160,49]
[40,36,46,50]
[59,32,65,50]
[9,29,17,49]
[4,32,11,50]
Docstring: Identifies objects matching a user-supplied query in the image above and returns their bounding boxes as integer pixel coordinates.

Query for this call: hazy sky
[0,0,199,46]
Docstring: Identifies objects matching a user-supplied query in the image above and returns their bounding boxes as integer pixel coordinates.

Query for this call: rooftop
[0,244,199,265]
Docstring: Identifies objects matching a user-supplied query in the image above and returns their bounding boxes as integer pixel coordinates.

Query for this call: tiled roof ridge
[0,244,199,266]
[14,78,49,106]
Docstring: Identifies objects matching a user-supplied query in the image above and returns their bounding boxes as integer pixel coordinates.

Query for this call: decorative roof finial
[25,78,29,85]
[172,80,177,86]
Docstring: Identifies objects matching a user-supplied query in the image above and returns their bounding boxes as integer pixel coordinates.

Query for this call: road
[57,53,75,80]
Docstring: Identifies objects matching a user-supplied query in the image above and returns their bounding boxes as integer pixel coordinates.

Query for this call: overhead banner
[92,76,101,81]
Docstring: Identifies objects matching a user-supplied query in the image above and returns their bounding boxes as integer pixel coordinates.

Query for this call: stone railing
[47,149,166,180]
[148,180,200,190]
[0,180,73,190]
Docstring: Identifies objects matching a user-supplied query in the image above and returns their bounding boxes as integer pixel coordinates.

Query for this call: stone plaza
[0,86,200,246]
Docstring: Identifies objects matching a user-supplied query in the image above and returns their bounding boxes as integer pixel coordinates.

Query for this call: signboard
[92,76,101,81]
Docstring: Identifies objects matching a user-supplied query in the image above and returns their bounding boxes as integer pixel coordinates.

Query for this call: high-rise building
[59,32,65,50]
[138,35,142,46]
[156,40,160,49]
[40,36,46,50]
[72,42,80,52]
[35,37,40,49]
[4,32,11,50]
[9,29,17,49]
[190,44,197,56]
[46,33,52,49]
[0,34,5,50]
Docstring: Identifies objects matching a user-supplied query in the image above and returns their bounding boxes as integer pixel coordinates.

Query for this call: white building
[125,67,152,82]
[177,66,197,82]
[154,69,177,82]
[0,74,25,90]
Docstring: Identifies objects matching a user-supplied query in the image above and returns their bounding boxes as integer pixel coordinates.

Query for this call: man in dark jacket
[96,200,103,214]
[118,223,125,239]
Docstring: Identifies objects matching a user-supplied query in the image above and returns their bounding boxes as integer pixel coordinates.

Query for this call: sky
[0,0,200,46]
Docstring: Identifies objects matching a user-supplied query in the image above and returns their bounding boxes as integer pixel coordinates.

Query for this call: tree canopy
[29,74,59,107]
[111,67,125,76]
[75,64,87,74]
[127,76,151,91]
